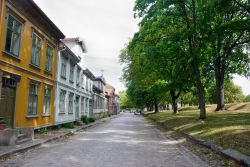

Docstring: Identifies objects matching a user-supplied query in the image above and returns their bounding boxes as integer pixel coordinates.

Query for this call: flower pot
[0,124,6,130]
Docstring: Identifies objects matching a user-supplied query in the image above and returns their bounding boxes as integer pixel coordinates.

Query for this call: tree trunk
[195,73,206,119]
[170,90,180,114]
[154,98,159,113]
[179,0,206,119]
[214,57,225,111]
[193,62,206,119]
[172,97,178,114]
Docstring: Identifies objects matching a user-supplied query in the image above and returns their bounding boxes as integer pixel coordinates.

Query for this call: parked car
[134,110,141,115]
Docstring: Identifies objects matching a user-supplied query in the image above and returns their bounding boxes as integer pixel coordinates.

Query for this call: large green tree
[204,0,250,110]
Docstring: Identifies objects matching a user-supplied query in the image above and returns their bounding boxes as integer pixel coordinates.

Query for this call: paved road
[1,113,209,167]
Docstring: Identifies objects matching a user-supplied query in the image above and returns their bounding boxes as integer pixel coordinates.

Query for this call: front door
[75,96,80,119]
[0,77,17,128]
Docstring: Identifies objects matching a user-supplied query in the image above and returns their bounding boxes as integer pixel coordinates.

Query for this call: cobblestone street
[1,113,209,167]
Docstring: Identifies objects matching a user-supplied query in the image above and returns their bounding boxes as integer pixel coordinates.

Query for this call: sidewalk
[0,115,118,159]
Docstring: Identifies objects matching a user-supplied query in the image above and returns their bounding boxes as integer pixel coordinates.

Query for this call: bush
[88,117,95,123]
[62,122,75,129]
[81,115,90,124]
[0,117,6,124]
[37,127,48,134]
[0,119,6,124]
[244,95,250,102]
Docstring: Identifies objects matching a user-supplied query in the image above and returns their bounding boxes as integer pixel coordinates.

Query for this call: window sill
[60,76,66,80]
[2,51,21,61]
[44,70,53,76]
[26,115,39,118]
[29,64,41,71]
[59,112,65,114]
[42,114,50,117]
[68,112,73,115]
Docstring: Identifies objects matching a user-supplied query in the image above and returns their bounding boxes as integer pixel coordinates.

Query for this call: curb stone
[146,116,250,167]
[0,115,118,160]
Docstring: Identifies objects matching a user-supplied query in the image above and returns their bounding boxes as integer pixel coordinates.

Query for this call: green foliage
[207,80,245,104]
[37,127,48,134]
[0,118,6,124]
[88,117,95,123]
[181,91,199,106]
[119,91,134,109]
[81,115,90,124]
[62,122,75,129]
[120,0,250,118]
[81,115,95,124]
[245,95,250,102]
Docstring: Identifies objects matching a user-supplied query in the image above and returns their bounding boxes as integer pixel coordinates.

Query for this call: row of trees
[119,0,250,119]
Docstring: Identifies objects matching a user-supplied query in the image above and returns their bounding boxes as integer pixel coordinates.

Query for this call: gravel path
[1,113,209,167]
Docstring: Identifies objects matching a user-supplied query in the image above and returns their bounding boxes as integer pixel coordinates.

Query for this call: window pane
[14,21,22,33]
[28,94,33,114]
[31,34,41,66]
[5,15,22,56]
[12,33,20,55]
[45,45,53,72]
[7,15,14,29]
[5,29,12,52]
[33,96,37,115]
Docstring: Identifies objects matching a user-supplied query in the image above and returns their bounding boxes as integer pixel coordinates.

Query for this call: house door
[75,96,80,119]
[0,77,17,128]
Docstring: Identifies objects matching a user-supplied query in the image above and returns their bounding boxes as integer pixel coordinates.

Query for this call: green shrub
[88,117,95,123]
[81,115,90,124]
[0,118,6,124]
[62,122,75,129]
[38,127,48,134]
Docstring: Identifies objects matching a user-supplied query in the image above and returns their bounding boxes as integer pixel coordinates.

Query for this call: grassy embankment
[147,103,250,156]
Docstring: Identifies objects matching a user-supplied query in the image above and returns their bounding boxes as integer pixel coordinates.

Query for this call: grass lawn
[147,103,250,156]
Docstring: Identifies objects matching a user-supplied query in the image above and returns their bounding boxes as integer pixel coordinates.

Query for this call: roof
[61,37,87,53]
[10,0,65,39]
[83,69,95,80]
[60,42,80,63]
[94,75,106,85]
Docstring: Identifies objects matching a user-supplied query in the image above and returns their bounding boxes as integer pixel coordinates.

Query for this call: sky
[34,0,250,95]
[34,0,138,93]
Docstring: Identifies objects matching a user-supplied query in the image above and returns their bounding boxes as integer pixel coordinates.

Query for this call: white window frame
[68,93,74,114]
[60,56,67,79]
[76,68,80,86]
[59,89,66,113]
[69,62,74,83]
[43,85,51,115]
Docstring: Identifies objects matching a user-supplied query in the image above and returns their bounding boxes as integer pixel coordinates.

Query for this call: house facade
[105,84,116,115]
[82,69,95,117]
[55,38,94,125]
[114,94,120,114]
[92,76,108,118]
[0,0,64,130]
[105,84,120,115]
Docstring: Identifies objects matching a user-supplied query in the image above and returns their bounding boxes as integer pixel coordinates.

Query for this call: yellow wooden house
[0,0,65,130]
